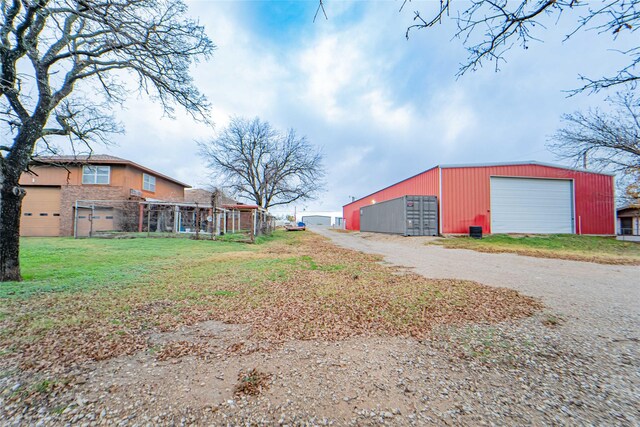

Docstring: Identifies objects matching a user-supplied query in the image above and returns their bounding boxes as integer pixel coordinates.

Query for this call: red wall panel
[440,165,615,234]
[343,167,440,230]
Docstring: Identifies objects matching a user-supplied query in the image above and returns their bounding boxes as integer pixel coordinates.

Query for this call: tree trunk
[0,177,25,281]
[1,125,38,282]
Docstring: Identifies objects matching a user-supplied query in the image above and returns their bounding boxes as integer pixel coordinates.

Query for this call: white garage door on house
[490,177,574,234]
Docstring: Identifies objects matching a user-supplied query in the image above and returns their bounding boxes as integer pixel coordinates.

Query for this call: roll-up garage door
[20,186,61,236]
[490,177,573,234]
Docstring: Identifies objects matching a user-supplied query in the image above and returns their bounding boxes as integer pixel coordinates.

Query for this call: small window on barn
[92,216,100,219]
[24,213,32,216]
[143,173,156,192]
[105,215,114,219]
[82,165,110,184]
[53,213,60,217]
[39,213,48,216]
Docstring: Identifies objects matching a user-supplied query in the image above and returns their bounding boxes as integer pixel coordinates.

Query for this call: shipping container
[360,195,438,236]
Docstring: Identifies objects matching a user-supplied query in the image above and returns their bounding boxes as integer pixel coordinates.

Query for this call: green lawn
[435,234,640,265]
[0,231,540,373]
[2,236,255,298]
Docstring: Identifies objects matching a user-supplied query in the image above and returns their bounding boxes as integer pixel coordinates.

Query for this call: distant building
[617,205,640,236]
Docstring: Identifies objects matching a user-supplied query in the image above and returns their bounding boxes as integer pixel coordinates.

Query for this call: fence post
[74,201,79,239]
[89,204,95,238]
[138,203,144,233]
[251,209,256,243]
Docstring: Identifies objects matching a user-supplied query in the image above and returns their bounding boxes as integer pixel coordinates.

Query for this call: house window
[82,165,110,184]
[143,173,156,192]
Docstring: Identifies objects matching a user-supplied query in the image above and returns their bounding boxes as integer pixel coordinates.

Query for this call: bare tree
[399,0,639,93]
[0,0,214,281]
[198,117,325,210]
[548,90,640,203]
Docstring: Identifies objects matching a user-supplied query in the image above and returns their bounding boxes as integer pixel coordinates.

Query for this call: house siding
[58,185,125,236]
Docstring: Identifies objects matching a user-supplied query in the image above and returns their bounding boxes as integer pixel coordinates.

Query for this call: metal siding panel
[490,177,573,233]
[441,165,615,235]
[441,167,490,234]
[343,168,440,230]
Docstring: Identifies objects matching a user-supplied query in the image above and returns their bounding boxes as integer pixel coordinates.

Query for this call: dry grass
[435,235,640,265]
[0,232,541,373]
[234,368,271,396]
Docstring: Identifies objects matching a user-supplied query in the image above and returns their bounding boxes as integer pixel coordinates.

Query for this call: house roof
[343,160,615,208]
[616,205,640,217]
[185,188,237,205]
[221,204,263,210]
[31,155,190,188]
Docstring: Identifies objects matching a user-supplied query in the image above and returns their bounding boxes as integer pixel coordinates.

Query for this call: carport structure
[343,161,615,235]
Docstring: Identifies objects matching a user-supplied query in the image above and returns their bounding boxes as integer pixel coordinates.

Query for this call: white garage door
[490,177,573,234]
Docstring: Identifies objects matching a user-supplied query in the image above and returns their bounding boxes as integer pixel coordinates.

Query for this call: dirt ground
[1,230,639,425]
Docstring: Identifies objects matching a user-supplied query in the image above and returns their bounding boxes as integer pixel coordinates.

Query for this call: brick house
[19,155,190,236]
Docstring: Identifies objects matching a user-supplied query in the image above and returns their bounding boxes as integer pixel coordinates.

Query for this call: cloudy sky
[105,0,634,213]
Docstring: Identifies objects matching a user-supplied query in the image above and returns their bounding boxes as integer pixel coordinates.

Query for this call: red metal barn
[343,162,615,235]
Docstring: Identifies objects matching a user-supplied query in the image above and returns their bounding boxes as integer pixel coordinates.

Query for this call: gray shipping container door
[360,195,438,236]
[405,195,438,236]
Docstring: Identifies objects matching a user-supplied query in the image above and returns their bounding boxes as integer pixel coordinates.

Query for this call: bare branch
[198,117,325,210]
[398,0,639,92]
[548,88,640,203]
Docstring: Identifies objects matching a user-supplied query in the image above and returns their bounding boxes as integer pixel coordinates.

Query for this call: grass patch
[434,234,640,265]
[0,231,540,372]
[2,237,263,298]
